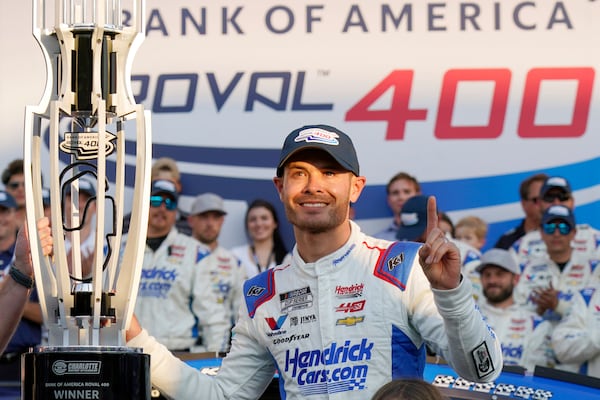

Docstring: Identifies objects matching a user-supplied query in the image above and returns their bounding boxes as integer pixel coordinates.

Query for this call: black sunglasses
[542,193,571,203]
[7,181,24,190]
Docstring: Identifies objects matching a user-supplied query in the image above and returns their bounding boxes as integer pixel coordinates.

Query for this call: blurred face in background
[455,226,484,250]
[541,218,576,259]
[188,211,225,248]
[540,188,574,212]
[246,206,277,243]
[521,179,544,223]
[480,265,518,305]
[5,173,25,208]
[148,194,177,237]
[0,206,17,241]
[387,178,419,217]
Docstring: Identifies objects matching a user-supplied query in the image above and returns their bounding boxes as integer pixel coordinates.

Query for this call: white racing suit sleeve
[417,271,503,382]
[128,309,277,399]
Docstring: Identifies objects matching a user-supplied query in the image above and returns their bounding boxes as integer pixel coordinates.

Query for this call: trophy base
[22,346,150,400]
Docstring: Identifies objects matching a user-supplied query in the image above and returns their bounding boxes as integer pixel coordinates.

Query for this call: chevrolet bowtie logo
[336,316,365,326]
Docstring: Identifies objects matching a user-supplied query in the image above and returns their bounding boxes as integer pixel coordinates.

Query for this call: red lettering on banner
[518,67,594,138]
[435,68,511,139]
[345,70,427,140]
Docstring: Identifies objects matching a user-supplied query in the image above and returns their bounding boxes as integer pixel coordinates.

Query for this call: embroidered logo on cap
[546,205,570,218]
[400,212,419,226]
[154,180,176,192]
[546,176,568,188]
[295,128,339,146]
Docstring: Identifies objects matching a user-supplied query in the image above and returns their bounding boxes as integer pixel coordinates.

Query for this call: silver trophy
[22,0,151,398]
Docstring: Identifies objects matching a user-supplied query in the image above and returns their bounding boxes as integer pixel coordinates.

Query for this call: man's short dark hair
[519,173,549,200]
[2,159,24,185]
[386,172,420,195]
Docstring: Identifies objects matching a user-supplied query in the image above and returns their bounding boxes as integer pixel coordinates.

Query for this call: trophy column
[22,1,151,399]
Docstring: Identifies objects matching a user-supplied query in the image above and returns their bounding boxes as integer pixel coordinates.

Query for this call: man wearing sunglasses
[513,206,599,358]
[133,179,230,354]
[510,176,600,270]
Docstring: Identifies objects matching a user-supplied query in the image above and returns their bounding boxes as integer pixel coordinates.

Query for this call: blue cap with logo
[276,125,360,177]
[540,176,571,198]
[396,195,429,241]
[541,205,575,229]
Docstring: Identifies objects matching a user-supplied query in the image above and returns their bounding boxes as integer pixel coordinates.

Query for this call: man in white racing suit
[476,248,554,371]
[126,124,502,399]
[188,192,247,336]
[513,205,600,320]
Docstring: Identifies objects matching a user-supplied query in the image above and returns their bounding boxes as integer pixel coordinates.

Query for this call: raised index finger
[425,195,438,239]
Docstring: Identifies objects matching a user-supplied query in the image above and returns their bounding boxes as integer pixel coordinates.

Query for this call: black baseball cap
[276,125,360,177]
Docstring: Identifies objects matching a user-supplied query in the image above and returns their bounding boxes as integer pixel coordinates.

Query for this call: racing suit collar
[291,220,363,277]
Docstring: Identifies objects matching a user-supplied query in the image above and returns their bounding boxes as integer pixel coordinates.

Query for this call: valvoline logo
[265,315,287,330]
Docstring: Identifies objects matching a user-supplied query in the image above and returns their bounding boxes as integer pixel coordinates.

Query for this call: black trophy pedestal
[22,346,150,400]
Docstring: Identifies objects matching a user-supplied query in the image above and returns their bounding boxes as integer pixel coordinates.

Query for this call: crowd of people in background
[380,170,600,377]
[1,143,600,397]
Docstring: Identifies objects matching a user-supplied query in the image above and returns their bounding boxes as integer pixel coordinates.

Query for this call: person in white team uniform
[188,192,246,335]
[476,248,554,371]
[513,205,600,329]
[132,180,230,353]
